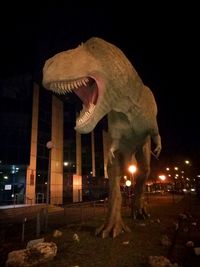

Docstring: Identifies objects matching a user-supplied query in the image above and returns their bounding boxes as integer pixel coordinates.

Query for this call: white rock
[73,233,80,242]
[194,247,200,255]
[186,241,194,247]
[53,229,63,237]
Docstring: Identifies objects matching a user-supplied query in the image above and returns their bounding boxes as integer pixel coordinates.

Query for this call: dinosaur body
[42,37,161,238]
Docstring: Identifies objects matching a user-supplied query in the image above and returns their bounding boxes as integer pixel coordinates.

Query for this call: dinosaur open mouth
[48,77,98,128]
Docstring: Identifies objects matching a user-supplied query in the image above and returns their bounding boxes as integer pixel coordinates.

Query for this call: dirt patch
[1,194,200,267]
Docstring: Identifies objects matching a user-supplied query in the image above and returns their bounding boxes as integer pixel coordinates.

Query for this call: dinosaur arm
[148,115,162,158]
[151,133,162,158]
[108,139,120,164]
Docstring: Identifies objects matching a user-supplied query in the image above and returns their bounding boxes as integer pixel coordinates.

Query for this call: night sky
[0,2,199,163]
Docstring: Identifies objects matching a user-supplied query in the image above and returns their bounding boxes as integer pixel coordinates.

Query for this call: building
[0,74,109,206]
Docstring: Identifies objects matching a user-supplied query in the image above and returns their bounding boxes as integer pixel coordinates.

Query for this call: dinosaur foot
[95,220,131,238]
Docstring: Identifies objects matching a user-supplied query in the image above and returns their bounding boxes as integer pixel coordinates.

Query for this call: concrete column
[91,130,96,177]
[73,174,82,202]
[76,130,82,176]
[50,96,63,205]
[25,83,39,204]
[73,119,82,202]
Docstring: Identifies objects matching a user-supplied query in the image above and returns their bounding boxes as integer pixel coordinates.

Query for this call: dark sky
[0,2,199,163]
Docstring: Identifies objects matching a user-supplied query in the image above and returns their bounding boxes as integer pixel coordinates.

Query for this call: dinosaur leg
[134,137,151,219]
[95,151,131,238]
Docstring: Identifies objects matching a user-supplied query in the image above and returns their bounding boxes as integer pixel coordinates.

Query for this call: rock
[26,238,45,248]
[173,222,179,230]
[122,241,129,245]
[6,242,57,267]
[149,255,174,267]
[6,249,27,267]
[73,233,80,242]
[53,229,62,237]
[138,223,146,227]
[179,213,187,219]
[161,235,172,247]
[194,247,200,256]
[186,241,194,247]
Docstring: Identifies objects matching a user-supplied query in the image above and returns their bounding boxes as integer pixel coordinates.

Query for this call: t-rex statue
[42,37,161,238]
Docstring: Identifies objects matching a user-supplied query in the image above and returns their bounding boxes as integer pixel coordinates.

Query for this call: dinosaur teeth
[50,83,55,90]
[82,80,87,86]
[89,103,95,112]
[49,77,90,94]
[76,103,96,127]
[81,78,89,86]
[74,81,79,89]
[67,84,70,91]
[60,83,65,90]
[69,82,74,90]
[57,82,66,93]
[67,83,72,92]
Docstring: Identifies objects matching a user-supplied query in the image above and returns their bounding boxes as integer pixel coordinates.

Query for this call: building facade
[0,74,109,205]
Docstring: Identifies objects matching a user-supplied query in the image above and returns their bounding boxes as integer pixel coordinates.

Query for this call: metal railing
[0,199,110,243]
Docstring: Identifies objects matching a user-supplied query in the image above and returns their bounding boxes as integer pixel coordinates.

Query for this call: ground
[1,194,200,267]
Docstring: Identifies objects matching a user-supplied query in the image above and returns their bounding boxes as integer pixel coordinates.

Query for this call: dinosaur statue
[42,37,161,238]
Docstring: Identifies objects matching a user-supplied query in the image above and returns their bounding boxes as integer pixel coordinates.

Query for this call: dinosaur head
[42,37,137,133]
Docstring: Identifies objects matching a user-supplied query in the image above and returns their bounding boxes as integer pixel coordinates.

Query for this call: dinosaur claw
[108,147,116,164]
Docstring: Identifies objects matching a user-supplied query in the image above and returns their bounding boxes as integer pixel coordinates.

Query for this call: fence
[1,190,190,245]
[0,199,111,244]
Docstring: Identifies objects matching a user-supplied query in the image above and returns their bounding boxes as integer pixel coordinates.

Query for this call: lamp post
[128,164,137,218]
[128,165,137,185]
[46,141,54,205]
[158,175,166,194]
[125,179,132,207]
[184,160,192,211]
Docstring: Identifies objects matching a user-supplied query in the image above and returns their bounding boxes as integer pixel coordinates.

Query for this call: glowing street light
[128,164,137,185]
[158,175,166,181]
[125,180,132,187]
[128,165,137,175]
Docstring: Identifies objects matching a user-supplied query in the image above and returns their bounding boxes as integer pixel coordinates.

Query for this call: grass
[1,194,200,267]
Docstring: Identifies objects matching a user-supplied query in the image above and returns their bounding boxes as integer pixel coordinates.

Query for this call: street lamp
[46,141,54,205]
[128,165,137,185]
[158,175,166,181]
[128,164,137,218]
[128,164,137,192]
[125,179,132,207]
[158,175,166,193]
[125,180,132,187]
